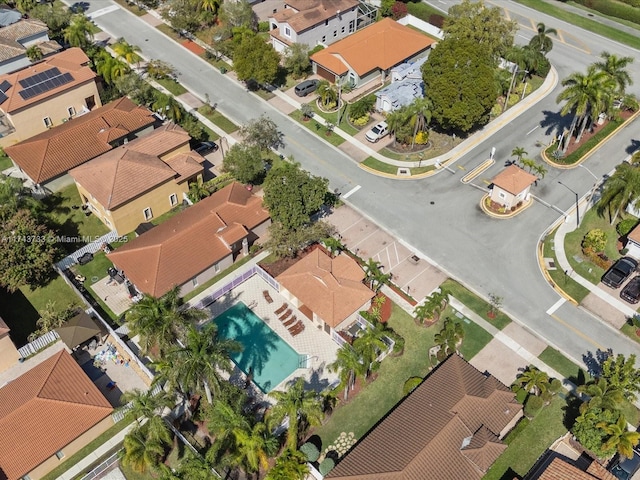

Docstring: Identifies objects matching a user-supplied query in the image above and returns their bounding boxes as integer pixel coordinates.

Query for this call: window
[321,35,326,43]
[284,26,291,37]
[104,217,112,227]
[192,278,198,287]
[214,263,220,273]
[67,106,75,117]
[498,192,506,199]
[333,30,337,37]
[169,193,178,206]
[55,451,65,460]
[21,476,32,480]
[341,26,345,34]
[143,207,153,220]
[325,19,329,26]
[43,116,52,128]
[349,20,355,33]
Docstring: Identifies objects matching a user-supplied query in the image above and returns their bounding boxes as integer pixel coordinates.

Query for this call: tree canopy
[233,34,280,84]
[222,142,265,184]
[422,37,500,132]
[239,115,285,152]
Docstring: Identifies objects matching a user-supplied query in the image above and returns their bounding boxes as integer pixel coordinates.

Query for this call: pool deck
[202,275,340,396]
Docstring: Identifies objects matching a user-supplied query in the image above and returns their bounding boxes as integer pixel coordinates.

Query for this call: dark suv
[621,275,640,303]
[609,449,640,480]
[602,257,638,289]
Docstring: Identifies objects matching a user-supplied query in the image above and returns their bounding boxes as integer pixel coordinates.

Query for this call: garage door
[316,66,335,82]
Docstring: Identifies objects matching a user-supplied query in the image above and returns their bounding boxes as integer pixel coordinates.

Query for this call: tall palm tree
[125,285,207,355]
[408,97,432,148]
[329,344,365,401]
[268,377,324,449]
[63,14,94,48]
[415,288,450,325]
[597,415,640,459]
[594,51,634,96]
[229,421,278,477]
[528,22,557,55]
[596,162,640,224]
[120,388,174,429]
[113,38,143,66]
[316,80,338,108]
[188,181,210,203]
[153,93,184,123]
[578,378,625,413]
[265,448,309,480]
[363,258,391,292]
[513,366,550,396]
[532,163,547,180]
[121,424,171,473]
[433,318,464,357]
[323,236,343,258]
[353,321,388,378]
[556,65,617,148]
[95,51,129,85]
[174,453,219,480]
[164,322,241,404]
[206,399,251,466]
[511,146,527,164]
[199,0,221,13]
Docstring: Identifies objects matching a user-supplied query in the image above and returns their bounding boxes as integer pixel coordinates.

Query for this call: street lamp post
[578,164,600,204]
[558,181,580,228]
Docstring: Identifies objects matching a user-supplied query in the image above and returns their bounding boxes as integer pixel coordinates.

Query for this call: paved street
[80,0,640,366]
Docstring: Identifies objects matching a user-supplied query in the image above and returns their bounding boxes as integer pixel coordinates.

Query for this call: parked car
[194,141,218,155]
[602,257,638,289]
[294,79,319,97]
[365,121,389,143]
[70,1,89,12]
[609,449,640,480]
[621,275,640,303]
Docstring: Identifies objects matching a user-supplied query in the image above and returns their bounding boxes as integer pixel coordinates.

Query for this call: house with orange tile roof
[0,47,101,147]
[489,165,538,210]
[326,354,522,480]
[624,224,640,261]
[310,18,435,88]
[530,455,616,480]
[69,123,205,235]
[268,0,360,53]
[5,96,157,191]
[0,350,113,480]
[107,182,271,298]
[276,247,375,334]
[0,315,19,373]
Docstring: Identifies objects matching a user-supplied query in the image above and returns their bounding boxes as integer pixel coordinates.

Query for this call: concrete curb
[480,194,534,219]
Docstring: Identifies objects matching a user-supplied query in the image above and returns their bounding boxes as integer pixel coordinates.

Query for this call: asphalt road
[82,0,640,364]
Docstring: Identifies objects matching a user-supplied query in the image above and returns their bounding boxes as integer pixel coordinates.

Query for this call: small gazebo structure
[55,311,103,350]
[489,165,538,210]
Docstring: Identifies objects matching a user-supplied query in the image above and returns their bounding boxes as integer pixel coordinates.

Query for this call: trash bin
[219,66,227,74]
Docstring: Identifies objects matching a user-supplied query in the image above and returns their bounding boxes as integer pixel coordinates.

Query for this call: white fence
[17,330,59,359]
[79,451,120,480]
[398,14,444,39]
[56,231,120,270]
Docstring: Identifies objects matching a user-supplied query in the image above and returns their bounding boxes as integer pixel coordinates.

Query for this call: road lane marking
[549,313,605,350]
[546,298,565,315]
[342,185,361,199]
[88,5,120,18]
[526,126,539,135]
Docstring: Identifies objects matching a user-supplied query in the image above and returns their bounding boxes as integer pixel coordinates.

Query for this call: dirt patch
[368,293,392,323]
[181,39,205,56]
[561,109,633,157]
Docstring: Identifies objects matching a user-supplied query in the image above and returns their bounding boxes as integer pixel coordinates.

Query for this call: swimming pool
[213,302,301,393]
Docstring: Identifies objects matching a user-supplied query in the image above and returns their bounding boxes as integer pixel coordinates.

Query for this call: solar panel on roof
[17,69,75,101]
[0,80,11,92]
[0,92,7,104]
[18,67,63,88]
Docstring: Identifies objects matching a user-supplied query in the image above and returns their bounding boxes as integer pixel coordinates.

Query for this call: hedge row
[574,0,640,26]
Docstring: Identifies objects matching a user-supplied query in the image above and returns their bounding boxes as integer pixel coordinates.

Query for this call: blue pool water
[213,302,300,393]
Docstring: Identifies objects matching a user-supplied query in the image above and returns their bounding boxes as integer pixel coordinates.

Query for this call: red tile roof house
[0,350,113,480]
[624,224,640,261]
[276,247,375,335]
[326,354,523,480]
[531,455,616,480]
[5,96,157,192]
[107,182,271,298]
[310,18,435,88]
[489,164,538,210]
[268,0,360,54]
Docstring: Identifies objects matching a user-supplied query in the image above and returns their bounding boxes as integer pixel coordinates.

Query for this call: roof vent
[460,435,472,449]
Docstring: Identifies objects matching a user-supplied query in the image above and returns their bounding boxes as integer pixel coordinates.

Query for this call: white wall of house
[489,186,531,209]
[626,239,640,260]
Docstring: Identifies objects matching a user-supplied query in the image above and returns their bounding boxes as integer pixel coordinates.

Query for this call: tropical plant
[353,321,388,378]
[363,258,391,292]
[188,181,210,203]
[145,59,177,80]
[385,107,411,146]
[268,377,324,449]
[329,344,365,401]
[407,97,432,148]
[348,95,375,120]
[323,237,343,257]
[25,45,43,62]
[228,421,278,475]
[582,229,607,253]
[578,378,625,413]
[433,318,464,358]
[594,51,634,96]
[524,394,544,418]
[599,353,640,402]
[28,301,77,341]
[162,322,242,404]
[511,146,528,164]
[596,162,640,224]
[300,103,314,120]
[532,162,547,180]
[125,285,207,355]
[121,424,171,473]
[63,14,94,48]
[414,288,449,325]
[112,38,143,65]
[198,0,221,14]
[119,388,174,444]
[152,93,184,123]
[95,50,130,85]
[173,452,219,479]
[316,80,338,109]
[573,406,619,458]
[513,365,550,396]
[265,448,309,480]
[528,22,557,55]
[596,414,640,459]
[403,376,423,396]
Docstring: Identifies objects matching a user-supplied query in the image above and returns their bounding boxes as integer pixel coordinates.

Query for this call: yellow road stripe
[549,313,605,350]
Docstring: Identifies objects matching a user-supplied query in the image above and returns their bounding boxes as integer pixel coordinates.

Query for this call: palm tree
[556,65,617,149]
[153,93,184,123]
[363,258,391,292]
[95,51,130,85]
[265,448,309,480]
[229,421,278,477]
[174,453,219,480]
[532,163,547,180]
[113,38,143,66]
[511,146,527,165]
[206,399,251,467]
[146,59,177,80]
[578,378,625,413]
[268,377,324,449]
[594,51,634,96]
[597,415,640,459]
[528,22,557,55]
[513,366,550,396]
[433,318,464,358]
[63,14,94,48]
[188,181,210,203]
[125,285,207,355]
[596,162,640,224]
[316,80,338,108]
[25,45,43,62]
[121,424,171,473]
[353,321,388,378]
[407,97,432,148]
[414,288,450,325]
[199,0,221,13]
[164,322,241,405]
[323,236,343,258]
[120,388,174,430]
[328,344,365,401]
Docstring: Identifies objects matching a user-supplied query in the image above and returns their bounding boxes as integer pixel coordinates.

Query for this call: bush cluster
[617,218,638,237]
[575,0,640,26]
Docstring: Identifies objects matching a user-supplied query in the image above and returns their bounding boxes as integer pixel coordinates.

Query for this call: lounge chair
[288,320,303,334]
[263,290,274,304]
[274,303,288,315]
[279,309,292,321]
[283,316,297,327]
[291,324,305,337]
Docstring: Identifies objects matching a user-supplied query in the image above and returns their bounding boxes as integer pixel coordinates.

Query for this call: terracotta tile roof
[0,18,50,62]
[0,350,112,480]
[69,124,200,209]
[270,0,359,33]
[310,18,435,76]
[491,165,538,196]
[164,152,205,181]
[538,457,616,480]
[107,183,270,297]
[326,354,522,480]
[276,249,374,327]
[36,39,63,56]
[0,315,9,337]
[0,47,95,114]
[6,97,156,184]
[627,224,640,244]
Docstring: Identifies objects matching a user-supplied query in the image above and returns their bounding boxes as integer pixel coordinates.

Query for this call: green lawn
[155,77,187,96]
[197,106,239,134]
[289,110,346,146]
[621,322,640,344]
[483,396,568,480]
[360,156,435,176]
[512,0,640,50]
[538,346,591,384]
[156,23,182,42]
[458,317,493,359]
[440,279,511,330]
[0,151,12,170]
[542,229,591,303]
[564,208,623,285]
[310,101,359,136]
[111,0,147,15]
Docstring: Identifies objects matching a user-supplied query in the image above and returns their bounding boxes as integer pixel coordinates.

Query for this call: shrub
[414,131,429,145]
[391,1,408,19]
[514,81,532,97]
[507,93,519,108]
[258,21,269,32]
[617,218,638,237]
[582,229,607,253]
[574,0,640,26]
[350,114,370,126]
[308,45,325,56]
[319,457,335,475]
[349,95,375,119]
[524,394,544,418]
[300,442,320,462]
[429,14,445,28]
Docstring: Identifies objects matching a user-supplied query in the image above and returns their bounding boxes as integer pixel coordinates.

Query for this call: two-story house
[0,47,101,147]
[269,0,360,53]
